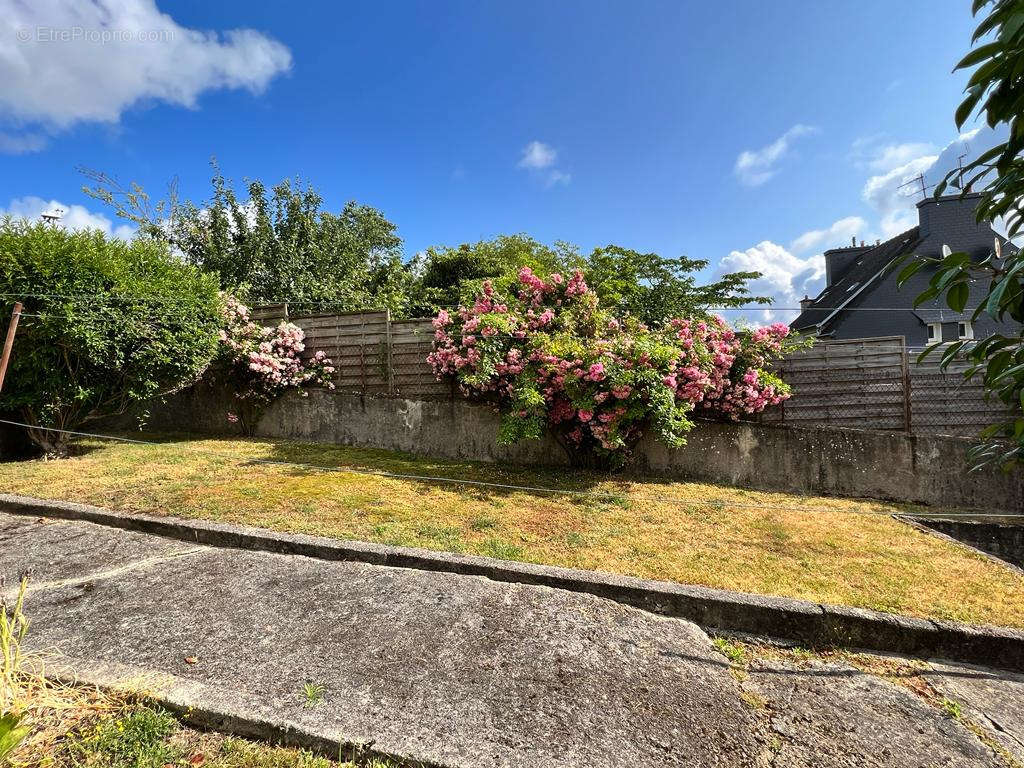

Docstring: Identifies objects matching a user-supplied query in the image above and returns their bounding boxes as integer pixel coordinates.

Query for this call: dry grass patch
[1,434,1023,628]
[2,575,119,766]
[13,698,402,768]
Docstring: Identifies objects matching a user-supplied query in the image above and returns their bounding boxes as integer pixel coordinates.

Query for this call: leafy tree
[573,245,770,325]
[900,0,1024,470]
[82,163,409,315]
[408,234,575,315]
[0,219,222,456]
[410,236,768,323]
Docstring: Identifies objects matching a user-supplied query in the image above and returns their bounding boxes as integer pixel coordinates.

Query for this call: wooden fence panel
[760,337,908,431]
[909,361,1014,437]
[291,310,392,395]
[762,336,1016,437]
[250,303,288,324]
[256,314,1019,435]
[258,308,449,399]
[391,318,449,398]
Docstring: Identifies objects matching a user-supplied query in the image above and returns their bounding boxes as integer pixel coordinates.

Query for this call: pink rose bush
[428,267,796,467]
[218,295,335,434]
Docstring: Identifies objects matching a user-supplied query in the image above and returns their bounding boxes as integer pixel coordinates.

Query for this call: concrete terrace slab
[742,657,1004,767]
[2,511,1019,767]
[0,513,201,587]
[6,494,1024,673]
[3,513,770,767]
[926,661,1024,764]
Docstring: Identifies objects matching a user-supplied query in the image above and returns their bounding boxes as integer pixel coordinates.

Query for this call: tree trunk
[24,428,70,458]
[22,408,71,458]
[237,400,263,437]
[553,425,643,472]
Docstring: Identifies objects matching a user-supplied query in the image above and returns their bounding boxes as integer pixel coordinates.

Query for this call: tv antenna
[955,142,970,190]
[40,208,63,225]
[897,174,931,200]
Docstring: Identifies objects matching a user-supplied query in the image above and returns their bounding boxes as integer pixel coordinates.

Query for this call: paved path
[2,511,1022,768]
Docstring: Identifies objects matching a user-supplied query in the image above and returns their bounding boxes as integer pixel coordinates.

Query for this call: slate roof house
[790,193,1021,347]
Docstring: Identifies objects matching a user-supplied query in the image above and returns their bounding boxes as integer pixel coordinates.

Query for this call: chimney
[916,193,988,254]
[823,243,871,287]
[800,295,814,310]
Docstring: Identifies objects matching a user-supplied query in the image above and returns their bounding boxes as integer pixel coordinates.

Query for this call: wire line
[0,418,1018,519]
[0,291,993,313]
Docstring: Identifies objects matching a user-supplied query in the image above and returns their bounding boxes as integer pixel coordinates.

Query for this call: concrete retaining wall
[914,518,1024,569]
[120,387,1024,512]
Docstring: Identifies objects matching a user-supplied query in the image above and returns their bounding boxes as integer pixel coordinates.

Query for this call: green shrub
[0,219,222,455]
[429,267,798,468]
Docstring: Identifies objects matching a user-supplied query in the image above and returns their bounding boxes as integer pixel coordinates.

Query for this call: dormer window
[958,321,973,340]
[927,323,942,342]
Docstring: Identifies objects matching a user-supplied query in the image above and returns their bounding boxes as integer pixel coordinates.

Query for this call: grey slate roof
[790,227,922,332]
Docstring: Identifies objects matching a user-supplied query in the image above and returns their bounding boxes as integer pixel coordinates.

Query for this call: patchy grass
[1,434,1023,628]
[712,636,933,689]
[12,696,402,767]
[302,682,325,707]
[711,637,749,667]
[2,576,118,765]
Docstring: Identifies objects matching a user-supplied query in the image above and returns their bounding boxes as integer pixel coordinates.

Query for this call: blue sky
[0,0,998,316]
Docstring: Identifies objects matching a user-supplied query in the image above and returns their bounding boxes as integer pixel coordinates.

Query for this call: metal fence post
[823,343,831,427]
[385,309,394,395]
[900,337,912,433]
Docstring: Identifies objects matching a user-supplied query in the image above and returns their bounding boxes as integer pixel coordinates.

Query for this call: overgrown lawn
[1,434,1022,629]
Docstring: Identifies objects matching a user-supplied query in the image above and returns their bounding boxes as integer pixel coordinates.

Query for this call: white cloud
[734,124,817,187]
[790,215,868,254]
[2,196,136,240]
[717,240,826,323]
[518,141,557,170]
[0,132,47,154]
[546,169,571,187]
[0,0,292,151]
[517,140,570,187]
[871,142,935,171]
[861,154,937,236]
[859,125,1007,237]
[850,138,937,172]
